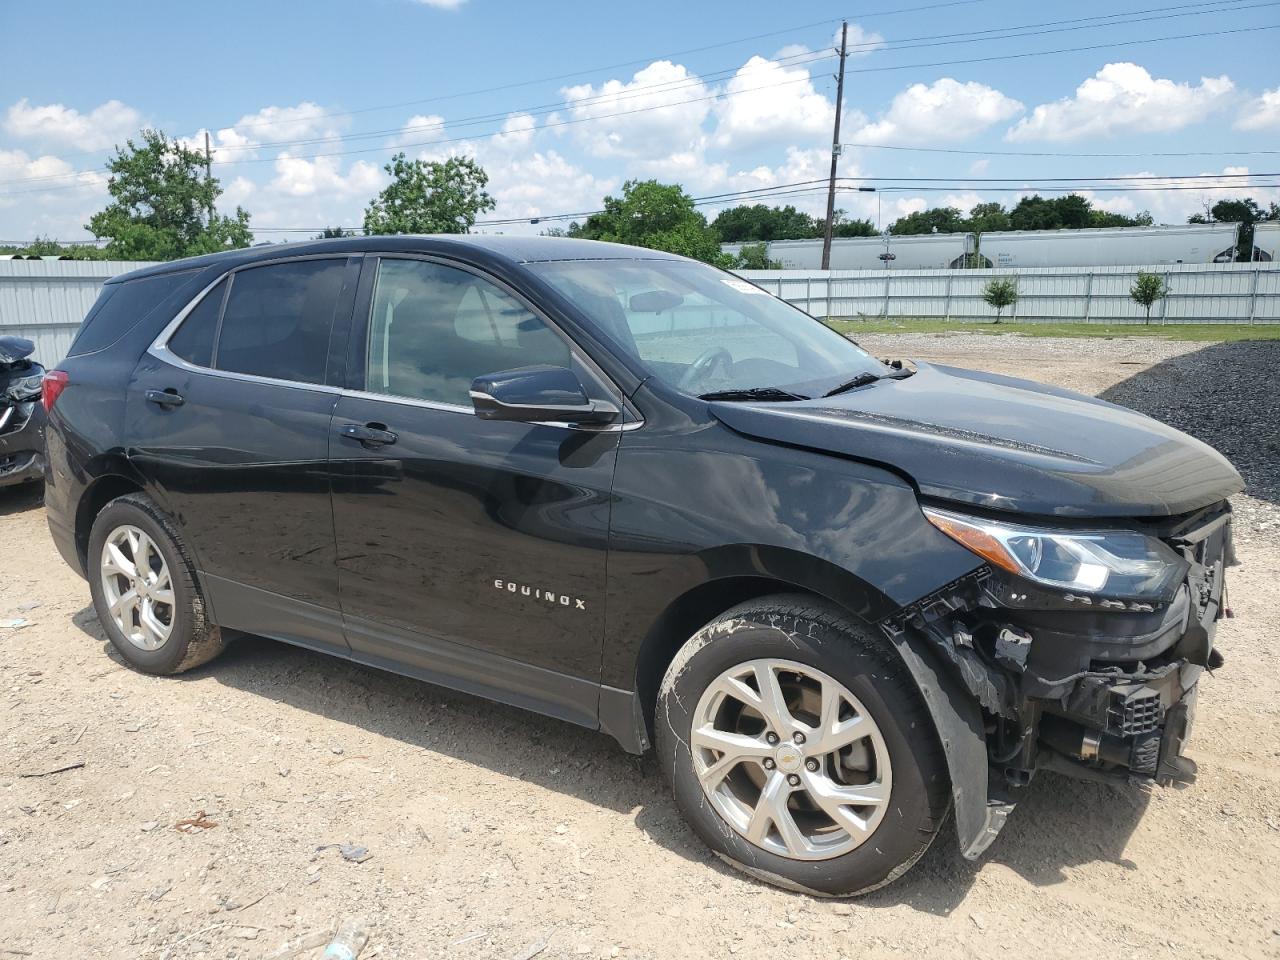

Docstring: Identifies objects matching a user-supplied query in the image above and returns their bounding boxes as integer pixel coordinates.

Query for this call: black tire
[87,493,226,675]
[655,594,950,897]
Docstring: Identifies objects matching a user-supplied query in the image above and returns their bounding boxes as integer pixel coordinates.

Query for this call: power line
[213,50,838,154]
[841,23,1280,76]
[200,177,1280,234]
[136,0,1280,157]
[5,5,1274,191]
[840,143,1280,159]
[0,58,836,190]
[212,0,990,133]
[833,0,1277,55]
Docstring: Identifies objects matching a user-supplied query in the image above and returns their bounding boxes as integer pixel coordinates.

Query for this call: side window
[215,260,346,385]
[367,258,570,406]
[167,278,226,368]
[67,270,196,357]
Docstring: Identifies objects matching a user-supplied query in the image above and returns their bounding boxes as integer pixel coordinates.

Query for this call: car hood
[709,361,1243,519]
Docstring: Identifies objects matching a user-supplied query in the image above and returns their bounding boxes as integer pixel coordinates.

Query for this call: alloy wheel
[690,658,892,861]
[99,524,176,651]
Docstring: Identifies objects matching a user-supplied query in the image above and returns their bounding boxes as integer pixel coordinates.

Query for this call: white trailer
[978,223,1240,268]
[721,233,975,269]
[1252,222,1278,262]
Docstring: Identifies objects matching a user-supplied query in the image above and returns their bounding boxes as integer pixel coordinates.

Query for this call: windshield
[527,259,886,398]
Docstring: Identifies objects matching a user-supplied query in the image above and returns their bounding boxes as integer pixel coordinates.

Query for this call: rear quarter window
[66,270,196,358]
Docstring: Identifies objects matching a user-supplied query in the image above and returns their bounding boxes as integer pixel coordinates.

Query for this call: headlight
[923,506,1188,600]
[5,373,44,402]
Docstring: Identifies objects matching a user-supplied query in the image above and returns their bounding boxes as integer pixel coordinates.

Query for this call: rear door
[328,255,623,725]
[127,255,360,654]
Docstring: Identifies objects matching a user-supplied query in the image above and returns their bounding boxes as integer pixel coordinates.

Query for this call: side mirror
[470,365,619,425]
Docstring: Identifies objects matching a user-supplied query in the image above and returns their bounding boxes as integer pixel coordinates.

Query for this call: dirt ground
[2,333,1278,960]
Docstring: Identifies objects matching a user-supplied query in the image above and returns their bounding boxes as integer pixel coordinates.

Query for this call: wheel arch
[75,469,145,571]
[629,544,898,737]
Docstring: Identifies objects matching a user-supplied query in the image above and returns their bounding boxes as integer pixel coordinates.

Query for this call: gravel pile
[1098,339,1280,543]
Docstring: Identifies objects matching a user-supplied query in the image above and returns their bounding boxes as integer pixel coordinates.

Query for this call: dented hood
[709,362,1243,518]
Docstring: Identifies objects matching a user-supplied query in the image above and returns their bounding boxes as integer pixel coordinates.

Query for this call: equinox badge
[494,579,587,611]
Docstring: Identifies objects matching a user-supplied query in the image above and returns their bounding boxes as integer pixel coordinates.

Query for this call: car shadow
[69,605,1154,910]
[0,481,43,517]
[1099,339,1280,507]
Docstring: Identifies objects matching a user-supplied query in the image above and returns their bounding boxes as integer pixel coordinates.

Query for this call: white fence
[0,259,161,364]
[736,262,1280,324]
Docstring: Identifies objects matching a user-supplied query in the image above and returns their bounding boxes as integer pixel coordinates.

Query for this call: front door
[328,256,621,724]
[127,255,360,654]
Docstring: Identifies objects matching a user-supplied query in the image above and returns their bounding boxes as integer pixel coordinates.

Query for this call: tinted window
[167,279,226,368]
[67,271,195,357]
[367,259,570,405]
[216,260,345,385]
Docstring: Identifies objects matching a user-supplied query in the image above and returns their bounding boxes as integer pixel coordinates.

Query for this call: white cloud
[561,60,711,158]
[490,113,537,151]
[485,150,618,229]
[1116,166,1280,225]
[713,55,837,150]
[181,102,349,162]
[850,78,1023,145]
[269,155,383,199]
[1007,63,1234,142]
[843,23,886,57]
[226,102,345,145]
[391,113,446,148]
[1236,87,1280,130]
[239,156,385,235]
[412,0,467,6]
[0,148,109,240]
[3,98,143,151]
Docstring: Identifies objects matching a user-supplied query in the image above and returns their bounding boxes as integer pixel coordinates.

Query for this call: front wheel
[655,595,950,896]
[88,493,226,675]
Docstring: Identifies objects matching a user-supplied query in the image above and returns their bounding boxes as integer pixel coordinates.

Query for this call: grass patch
[822,318,1280,342]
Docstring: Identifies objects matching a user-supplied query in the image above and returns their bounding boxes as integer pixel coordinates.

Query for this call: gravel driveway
[1,333,1277,960]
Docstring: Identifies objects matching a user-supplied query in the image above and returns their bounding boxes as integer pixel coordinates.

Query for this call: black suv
[44,236,1240,896]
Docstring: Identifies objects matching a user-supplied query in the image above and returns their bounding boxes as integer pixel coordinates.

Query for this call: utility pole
[204,131,214,226]
[820,20,848,271]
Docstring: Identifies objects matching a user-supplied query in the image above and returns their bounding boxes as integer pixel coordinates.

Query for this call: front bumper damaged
[881,503,1232,860]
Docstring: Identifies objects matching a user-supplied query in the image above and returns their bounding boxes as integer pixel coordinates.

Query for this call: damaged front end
[0,335,47,488]
[882,501,1233,858]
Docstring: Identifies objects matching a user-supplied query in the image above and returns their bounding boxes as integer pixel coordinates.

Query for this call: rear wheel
[655,595,949,896]
[88,494,225,675]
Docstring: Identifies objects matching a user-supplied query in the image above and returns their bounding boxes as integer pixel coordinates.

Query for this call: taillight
[41,370,69,412]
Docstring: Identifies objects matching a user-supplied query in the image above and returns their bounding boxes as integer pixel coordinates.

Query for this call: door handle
[145,388,185,408]
[338,422,398,448]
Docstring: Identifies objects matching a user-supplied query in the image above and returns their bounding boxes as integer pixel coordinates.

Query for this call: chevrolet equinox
[43,236,1241,896]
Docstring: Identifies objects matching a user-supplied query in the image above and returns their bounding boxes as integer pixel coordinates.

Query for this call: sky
[1,0,1278,245]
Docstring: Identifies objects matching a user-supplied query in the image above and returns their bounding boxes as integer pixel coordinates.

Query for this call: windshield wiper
[699,386,810,402]
[822,372,882,397]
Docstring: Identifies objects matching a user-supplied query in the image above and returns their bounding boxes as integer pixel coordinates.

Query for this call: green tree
[830,210,879,238]
[735,242,781,269]
[86,129,252,261]
[572,179,732,266]
[1007,194,1151,232]
[982,277,1018,323]
[315,226,352,239]
[1129,271,1167,324]
[363,153,495,235]
[889,206,967,235]
[965,202,1011,234]
[711,204,819,242]
[1189,197,1280,260]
